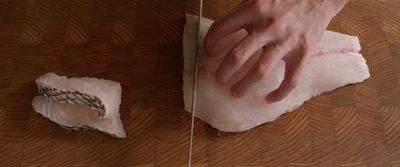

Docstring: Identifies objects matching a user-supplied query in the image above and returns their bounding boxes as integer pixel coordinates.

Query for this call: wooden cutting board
[1,0,400,166]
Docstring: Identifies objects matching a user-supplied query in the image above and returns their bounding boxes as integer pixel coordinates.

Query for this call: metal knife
[187,0,203,166]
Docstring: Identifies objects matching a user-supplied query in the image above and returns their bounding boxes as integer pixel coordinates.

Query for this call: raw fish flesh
[32,72,126,138]
[183,15,370,132]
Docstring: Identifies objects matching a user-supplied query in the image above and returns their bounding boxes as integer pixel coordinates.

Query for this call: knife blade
[187,0,203,166]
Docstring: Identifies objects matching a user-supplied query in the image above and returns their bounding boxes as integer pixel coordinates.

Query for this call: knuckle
[254,63,269,78]
[268,16,279,27]
[266,17,283,32]
[230,49,243,64]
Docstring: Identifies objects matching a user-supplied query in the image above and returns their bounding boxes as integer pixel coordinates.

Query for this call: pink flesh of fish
[182,15,370,132]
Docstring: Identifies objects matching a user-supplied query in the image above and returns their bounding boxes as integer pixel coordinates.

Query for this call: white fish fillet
[32,73,126,138]
[183,15,370,132]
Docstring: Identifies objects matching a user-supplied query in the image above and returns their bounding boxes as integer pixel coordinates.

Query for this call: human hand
[204,0,349,102]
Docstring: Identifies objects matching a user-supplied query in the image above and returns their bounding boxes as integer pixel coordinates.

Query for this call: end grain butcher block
[0,0,400,166]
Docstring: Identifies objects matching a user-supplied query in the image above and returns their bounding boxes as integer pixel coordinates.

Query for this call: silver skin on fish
[32,72,126,138]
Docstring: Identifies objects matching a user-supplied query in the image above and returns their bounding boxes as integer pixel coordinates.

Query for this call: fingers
[266,44,309,102]
[231,43,286,96]
[204,4,252,57]
[215,32,272,83]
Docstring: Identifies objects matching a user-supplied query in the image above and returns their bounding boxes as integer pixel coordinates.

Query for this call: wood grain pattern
[0,0,399,166]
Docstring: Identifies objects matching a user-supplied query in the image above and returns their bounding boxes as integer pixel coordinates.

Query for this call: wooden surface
[1,0,400,166]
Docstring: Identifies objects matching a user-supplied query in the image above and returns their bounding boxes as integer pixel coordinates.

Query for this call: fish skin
[32,73,126,138]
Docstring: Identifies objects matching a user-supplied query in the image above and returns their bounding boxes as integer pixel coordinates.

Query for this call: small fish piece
[182,14,370,132]
[32,72,126,138]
